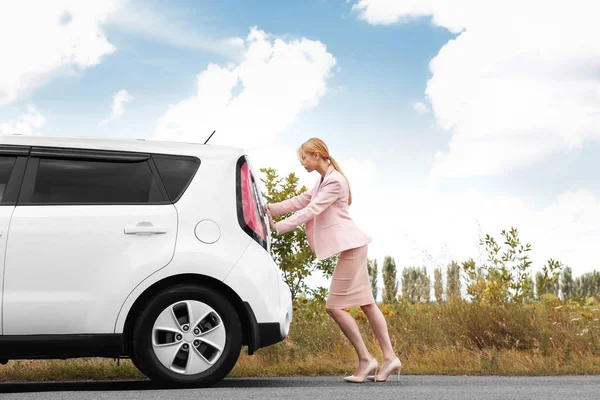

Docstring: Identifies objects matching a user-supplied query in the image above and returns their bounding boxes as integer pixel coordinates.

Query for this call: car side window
[153,156,199,202]
[0,156,17,204]
[30,158,164,205]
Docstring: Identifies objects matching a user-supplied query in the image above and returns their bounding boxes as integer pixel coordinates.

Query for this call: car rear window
[153,155,199,202]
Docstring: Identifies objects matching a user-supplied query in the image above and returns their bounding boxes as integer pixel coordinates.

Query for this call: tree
[561,266,574,301]
[573,270,600,300]
[463,227,534,304]
[446,261,461,300]
[434,266,444,302]
[522,273,535,303]
[420,270,432,302]
[535,272,548,297]
[367,258,378,301]
[382,256,398,304]
[401,267,416,303]
[260,168,336,301]
[535,259,561,298]
[462,258,486,303]
[401,266,431,303]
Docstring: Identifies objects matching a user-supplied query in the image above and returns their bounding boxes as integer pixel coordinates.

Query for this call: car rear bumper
[242,302,288,354]
[225,242,293,354]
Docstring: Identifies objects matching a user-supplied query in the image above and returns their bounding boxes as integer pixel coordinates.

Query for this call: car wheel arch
[121,274,254,357]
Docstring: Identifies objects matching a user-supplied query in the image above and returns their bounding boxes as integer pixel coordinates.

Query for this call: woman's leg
[326,307,373,374]
[326,246,375,374]
[361,303,397,363]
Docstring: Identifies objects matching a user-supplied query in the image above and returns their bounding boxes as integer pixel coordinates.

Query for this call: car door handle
[123,226,167,235]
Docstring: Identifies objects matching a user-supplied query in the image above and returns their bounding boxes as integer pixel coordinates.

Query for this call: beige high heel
[367,357,401,382]
[343,358,378,383]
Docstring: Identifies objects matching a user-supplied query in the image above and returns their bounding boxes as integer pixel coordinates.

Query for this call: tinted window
[0,156,17,203]
[153,156,199,202]
[31,158,163,204]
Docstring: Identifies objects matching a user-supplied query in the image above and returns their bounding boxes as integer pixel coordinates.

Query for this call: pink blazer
[270,165,372,260]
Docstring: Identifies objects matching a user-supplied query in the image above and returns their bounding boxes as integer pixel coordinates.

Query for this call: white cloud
[355,183,600,288]
[266,151,600,293]
[351,0,600,180]
[108,2,244,59]
[413,101,429,115]
[352,0,465,32]
[245,133,600,290]
[154,27,337,149]
[99,89,134,126]
[0,105,46,135]
[0,0,125,105]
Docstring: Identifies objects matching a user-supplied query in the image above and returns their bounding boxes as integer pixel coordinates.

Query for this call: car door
[0,146,28,335]
[2,147,178,335]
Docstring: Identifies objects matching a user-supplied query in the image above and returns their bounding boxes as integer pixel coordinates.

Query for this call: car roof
[0,134,244,159]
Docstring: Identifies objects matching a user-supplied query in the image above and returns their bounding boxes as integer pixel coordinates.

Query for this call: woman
[265,138,401,383]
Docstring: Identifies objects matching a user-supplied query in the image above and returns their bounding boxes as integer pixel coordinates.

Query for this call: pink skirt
[326,245,375,309]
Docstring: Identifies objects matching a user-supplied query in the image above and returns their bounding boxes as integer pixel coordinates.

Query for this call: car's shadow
[0,377,373,393]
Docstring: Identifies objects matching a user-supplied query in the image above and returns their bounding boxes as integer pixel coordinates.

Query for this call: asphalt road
[1,375,599,400]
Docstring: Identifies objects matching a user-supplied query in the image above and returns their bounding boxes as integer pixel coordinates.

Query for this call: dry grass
[0,359,144,382]
[232,347,600,377]
[3,296,600,382]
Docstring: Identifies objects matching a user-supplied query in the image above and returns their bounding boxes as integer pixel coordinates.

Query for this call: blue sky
[4,0,456,188]
[2,0,600,288]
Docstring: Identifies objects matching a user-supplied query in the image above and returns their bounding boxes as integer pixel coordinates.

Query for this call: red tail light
[236,156,268,250]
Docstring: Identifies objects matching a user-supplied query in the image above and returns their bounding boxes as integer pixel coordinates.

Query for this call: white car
[0,134,292,386]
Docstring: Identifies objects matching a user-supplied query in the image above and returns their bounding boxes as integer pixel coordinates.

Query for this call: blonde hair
[297,137,353,205]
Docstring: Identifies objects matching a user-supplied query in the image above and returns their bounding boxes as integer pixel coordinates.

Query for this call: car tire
[132,284,242,387]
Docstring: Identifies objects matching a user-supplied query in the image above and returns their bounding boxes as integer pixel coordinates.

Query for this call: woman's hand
[267,209,277,232]
[263,203,271,214]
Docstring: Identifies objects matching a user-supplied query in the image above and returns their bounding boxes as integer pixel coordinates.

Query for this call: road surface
[1,375,599,399]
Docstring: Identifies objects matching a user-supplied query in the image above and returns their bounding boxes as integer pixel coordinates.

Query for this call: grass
[3,295,600,382]
[0,359,144,382]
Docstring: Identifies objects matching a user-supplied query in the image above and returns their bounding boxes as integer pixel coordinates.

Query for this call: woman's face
[300,150,320,172]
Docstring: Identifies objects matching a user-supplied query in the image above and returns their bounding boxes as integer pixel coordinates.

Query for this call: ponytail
[328,155,352,205]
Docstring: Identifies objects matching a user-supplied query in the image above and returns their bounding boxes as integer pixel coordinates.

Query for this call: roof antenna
[204,130,216,145]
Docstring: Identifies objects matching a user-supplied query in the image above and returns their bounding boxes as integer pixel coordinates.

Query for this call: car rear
[223,154,293,352]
